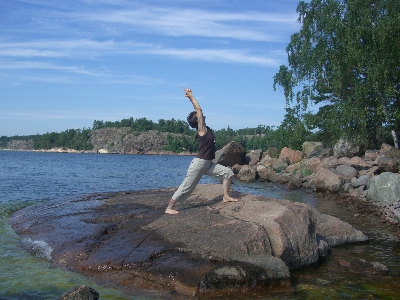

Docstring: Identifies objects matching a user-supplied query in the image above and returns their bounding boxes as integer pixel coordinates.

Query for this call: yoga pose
[165,88,238,215]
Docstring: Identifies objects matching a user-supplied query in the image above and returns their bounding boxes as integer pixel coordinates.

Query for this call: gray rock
[322,156,339,169]
[57,286,99,300]
[377,156,398,173]
[367,172,400,204]
[272,160,288,173]
[336,165,357,182]
[333,139,365,158]
[214,141,247,167]
[364,150,379,161]
[352,175,370,188]
[338,183,352,194]
[302,141,324,158]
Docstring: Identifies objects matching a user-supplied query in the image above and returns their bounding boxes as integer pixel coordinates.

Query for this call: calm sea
[1,150,399,299]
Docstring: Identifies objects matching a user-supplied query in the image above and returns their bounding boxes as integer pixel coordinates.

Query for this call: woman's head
[187,111,198,128]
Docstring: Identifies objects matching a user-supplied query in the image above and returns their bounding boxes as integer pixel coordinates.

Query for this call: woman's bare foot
[165,208,179,215]
[223,196,238,203]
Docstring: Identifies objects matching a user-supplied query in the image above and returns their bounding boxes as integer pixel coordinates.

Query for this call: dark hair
[187,111,198,128]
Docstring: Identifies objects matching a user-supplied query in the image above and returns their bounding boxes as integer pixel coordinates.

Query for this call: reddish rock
[315,168,344,193]
[279,147,304,165]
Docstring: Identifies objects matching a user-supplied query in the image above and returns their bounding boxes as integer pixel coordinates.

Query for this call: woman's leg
[222,176,238,202]
[166,158,211,214]
[204,163,238,202]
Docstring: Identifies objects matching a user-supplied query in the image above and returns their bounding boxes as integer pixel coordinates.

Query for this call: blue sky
[1,0,302,137]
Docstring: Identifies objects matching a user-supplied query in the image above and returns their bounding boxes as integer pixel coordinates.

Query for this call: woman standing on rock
[165,88,238,215]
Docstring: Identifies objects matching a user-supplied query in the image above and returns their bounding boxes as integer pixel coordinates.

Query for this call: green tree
[274,0,400,149]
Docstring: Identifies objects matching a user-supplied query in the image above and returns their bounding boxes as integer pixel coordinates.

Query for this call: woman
[165,88,238,215]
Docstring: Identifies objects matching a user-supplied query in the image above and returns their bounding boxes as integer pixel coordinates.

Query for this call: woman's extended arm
[184,88,206,136]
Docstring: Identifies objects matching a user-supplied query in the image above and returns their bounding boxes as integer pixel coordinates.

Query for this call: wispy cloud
[146,47,281,66]
[0,60,164,85]
[0,39,284,67]
[80,7,298,41]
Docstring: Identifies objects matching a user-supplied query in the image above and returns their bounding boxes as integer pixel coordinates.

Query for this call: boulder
[335,165,357,183]
[305,157,322,173]
[57,286,99,300]
[237,165,257,182]
[6,185,366,297]
[264,147,279,158]
[364,150,379,161]
[245,149,262,164]
[367,172,400,204]
[231,164,242,175]
[302,141,324,158]
[376,156,398,173]
[315,168,344,193]
[338,183,352,194]
[352,175,370,188]
[379,143,400,159]
[248,156,260,167]
[214,141,247,167]
[338,157,351,165]
[322,156,339,169]
[258,167,281,183]
[333,139,365,158]
[337,258,389,276]
[302,173,317,189]
[349,186,367,198]
[279,147,304,165]
[272,159,289,173]
[348,156,373,170]
[259,154,275,168]
[317,148,334,159]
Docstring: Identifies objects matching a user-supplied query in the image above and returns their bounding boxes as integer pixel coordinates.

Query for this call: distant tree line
[0,115,322,153]
[92,117,193,135]
[32,128,93,151]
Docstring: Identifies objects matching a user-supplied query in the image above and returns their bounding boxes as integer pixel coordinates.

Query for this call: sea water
[1,150,399,299]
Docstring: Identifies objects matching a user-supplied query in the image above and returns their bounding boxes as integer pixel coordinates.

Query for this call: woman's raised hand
[183,87,193,98]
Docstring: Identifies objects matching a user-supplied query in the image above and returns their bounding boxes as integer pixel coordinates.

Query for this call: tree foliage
[33,128,93,150]
[92,117,193,135]
[274,0,400,148]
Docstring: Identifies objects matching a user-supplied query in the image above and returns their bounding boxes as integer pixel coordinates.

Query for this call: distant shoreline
[0,148,196,156]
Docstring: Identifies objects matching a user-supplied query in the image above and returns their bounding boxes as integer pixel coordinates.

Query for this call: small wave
[21,238,53,260]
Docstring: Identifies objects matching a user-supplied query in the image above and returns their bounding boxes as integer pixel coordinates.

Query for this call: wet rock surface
[9,185,368,298]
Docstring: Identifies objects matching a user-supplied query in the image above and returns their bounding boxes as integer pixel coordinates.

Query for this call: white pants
[172,158,234,203]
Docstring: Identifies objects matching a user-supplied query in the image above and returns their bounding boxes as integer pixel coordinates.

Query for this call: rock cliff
[2,128,194,155]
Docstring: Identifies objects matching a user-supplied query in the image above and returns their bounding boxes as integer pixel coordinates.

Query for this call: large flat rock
[9,184,368,298]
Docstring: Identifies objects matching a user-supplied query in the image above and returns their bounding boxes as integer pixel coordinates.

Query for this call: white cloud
[0,39,284,67]
[81,8,298,41]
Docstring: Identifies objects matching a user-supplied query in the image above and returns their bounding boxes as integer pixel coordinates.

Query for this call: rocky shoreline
[213,140,400,227]
[5,136,400,227]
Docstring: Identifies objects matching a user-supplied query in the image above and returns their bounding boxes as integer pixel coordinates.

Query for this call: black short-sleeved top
[196,126,216,160]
